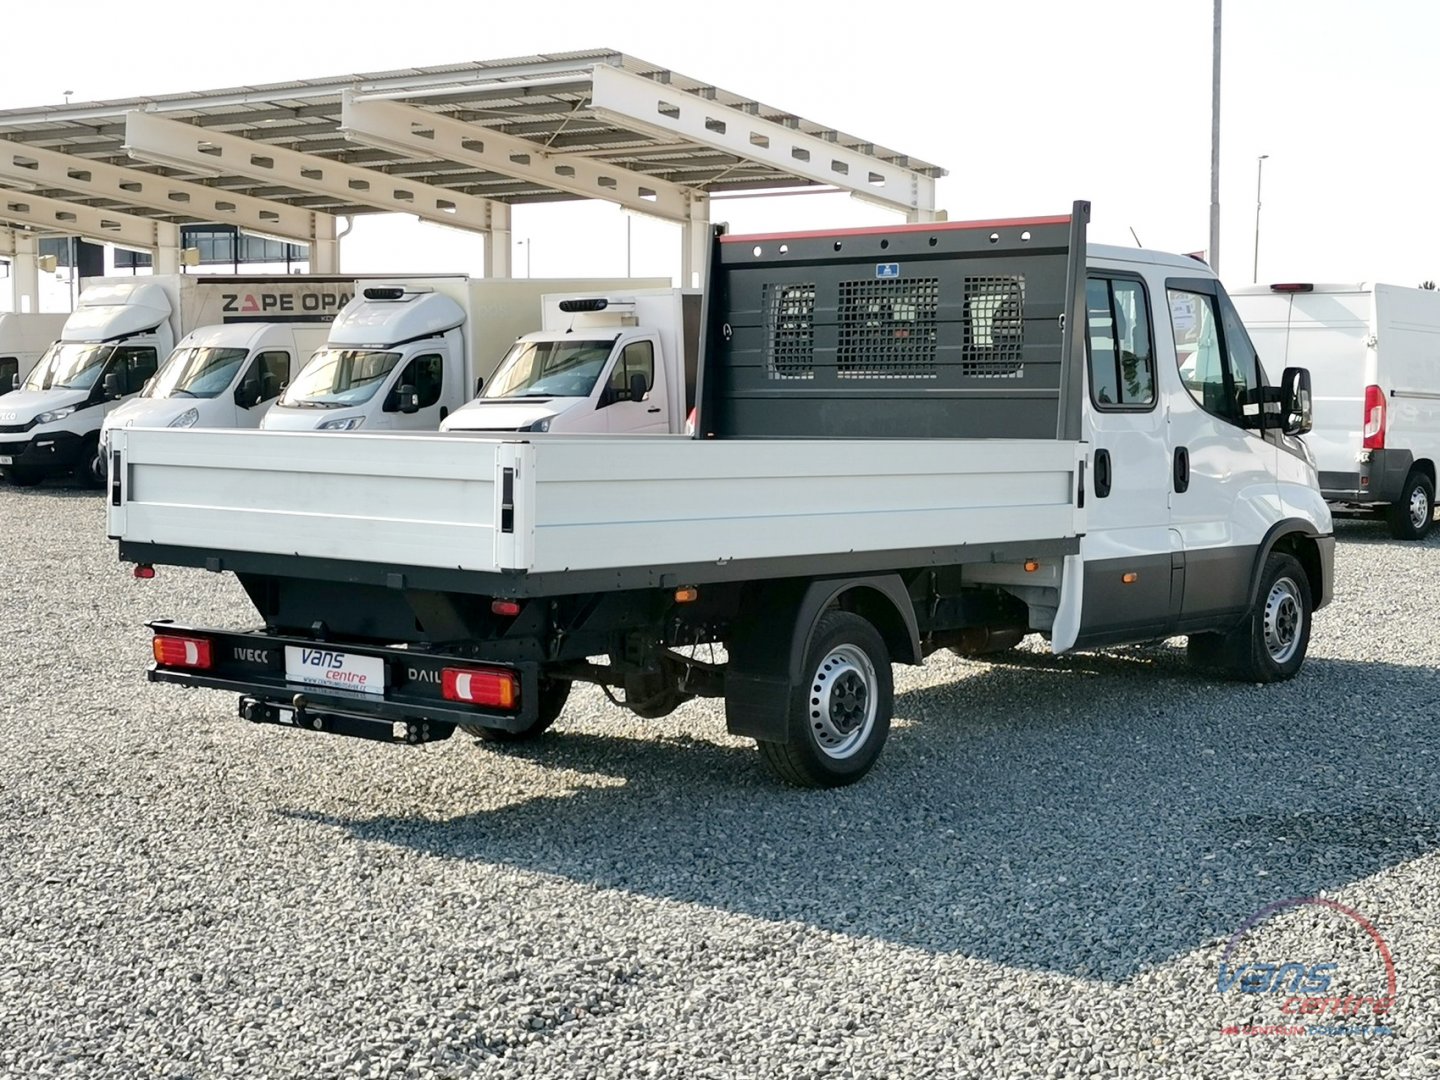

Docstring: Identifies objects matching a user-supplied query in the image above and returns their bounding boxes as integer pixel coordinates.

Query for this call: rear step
[239,696,455,745]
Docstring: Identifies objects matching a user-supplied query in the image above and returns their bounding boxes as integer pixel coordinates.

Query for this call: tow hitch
[239,696,455,745]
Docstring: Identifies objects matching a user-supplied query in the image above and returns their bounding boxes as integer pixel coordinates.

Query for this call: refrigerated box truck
[0,313,69,395]
[260,277,669,433]
[0,276,353,486]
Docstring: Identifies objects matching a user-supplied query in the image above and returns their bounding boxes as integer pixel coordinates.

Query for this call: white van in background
[440,289,700,436]
[1232,282,1440,539]
[102,323,329,443]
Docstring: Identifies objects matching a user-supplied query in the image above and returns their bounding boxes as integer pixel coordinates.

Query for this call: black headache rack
[693,201,1091,442]
[146,621,546,743]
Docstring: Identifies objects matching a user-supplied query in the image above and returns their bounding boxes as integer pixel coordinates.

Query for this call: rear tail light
[1363,384,1386,449]
[442,666,518,709]
[153,634,213,669]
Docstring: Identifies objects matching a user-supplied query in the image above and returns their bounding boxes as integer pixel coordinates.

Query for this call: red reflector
[134,564,156,580]
[1269,283,1315,293]
[1363,384,1386,449]
[442,667,518,709]
[153,635,212,669]
[490,600,521,617]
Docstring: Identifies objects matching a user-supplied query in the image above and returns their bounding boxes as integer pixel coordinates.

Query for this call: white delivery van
[0,313,69,395]
[261,277,668,433]
[101,323,330,441]
[1231,282,1440,539]
[0,275,353,486]
[441,289,700,435]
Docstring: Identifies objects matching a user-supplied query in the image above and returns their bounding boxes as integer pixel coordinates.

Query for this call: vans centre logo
[1217,897,1396,1037]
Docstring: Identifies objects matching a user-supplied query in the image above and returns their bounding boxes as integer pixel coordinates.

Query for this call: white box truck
[101,322,331,441]
[440,288,700,435]
[109,204,1334,788]
[0,313,69,395]
[1232,282,1440,539]
[0,275,353,486]
[260,277,668,433]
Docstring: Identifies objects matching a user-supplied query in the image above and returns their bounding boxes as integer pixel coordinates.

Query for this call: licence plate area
[0,456,12,466]
[284,645,386,696]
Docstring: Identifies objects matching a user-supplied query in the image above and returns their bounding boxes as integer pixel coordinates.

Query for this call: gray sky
[3,0,1438,287]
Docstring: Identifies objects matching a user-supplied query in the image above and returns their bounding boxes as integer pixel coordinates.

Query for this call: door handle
[1173,446,1190,493]
[646,406,661,413]
[1094,449,1112,498]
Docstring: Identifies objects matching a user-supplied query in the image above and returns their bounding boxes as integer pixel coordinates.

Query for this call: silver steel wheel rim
[808,643,878,760]
[1264,576,1303,665]
[1410,486,1430,529]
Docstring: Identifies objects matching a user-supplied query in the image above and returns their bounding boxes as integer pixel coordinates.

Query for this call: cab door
[604,338,668,433]
[1074,272,1178,647]
[235,349,291,426]
[1162,279,1281,627]
[385,352,446,430]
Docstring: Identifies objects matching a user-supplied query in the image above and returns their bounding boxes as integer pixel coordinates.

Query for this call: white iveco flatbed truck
[108,203,1334,786]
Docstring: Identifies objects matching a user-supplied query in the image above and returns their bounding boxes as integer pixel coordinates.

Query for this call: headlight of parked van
[168,408,201,428]
[36,407,76,424]
[317,415,365,431]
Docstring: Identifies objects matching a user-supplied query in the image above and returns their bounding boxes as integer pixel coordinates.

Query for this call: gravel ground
[2,480,1439,1079]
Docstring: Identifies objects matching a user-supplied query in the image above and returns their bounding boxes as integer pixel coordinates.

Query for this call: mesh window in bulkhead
[836,277,939,379]
[962,276,1025,378]
[763,282,816,380]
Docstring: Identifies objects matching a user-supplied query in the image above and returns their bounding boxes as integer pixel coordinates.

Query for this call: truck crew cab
[110,203,1332,787]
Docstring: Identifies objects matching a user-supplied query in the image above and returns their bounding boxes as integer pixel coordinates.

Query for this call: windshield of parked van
[483,339,614,399]
[26,342,115,391]
[278,348,401,408]
[148,347,250,399]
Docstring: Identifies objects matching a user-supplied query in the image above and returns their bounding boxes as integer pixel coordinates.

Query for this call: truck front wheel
[757,610,893,788]
[461,677,571,743]
[1188,552,1312,682]
[1386,471,1435,540]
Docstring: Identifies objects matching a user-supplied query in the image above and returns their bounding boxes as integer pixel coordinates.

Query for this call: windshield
[483,339,615,399]
[278,348,402,408]
[25,342,115,392]
[148,347,250,400]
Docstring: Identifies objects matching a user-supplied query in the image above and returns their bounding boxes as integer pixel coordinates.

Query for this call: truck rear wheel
[756,610,893,788]
[1188,552,1312,682]
[1386,471,1435,540]
[461,678,571,743]
[80,437,107,490]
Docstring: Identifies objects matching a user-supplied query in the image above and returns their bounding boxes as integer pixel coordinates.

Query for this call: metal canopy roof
[0,49,946,228]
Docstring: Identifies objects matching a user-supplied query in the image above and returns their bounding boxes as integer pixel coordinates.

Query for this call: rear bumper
[1320,449,1414,505]
[145,622,545,736]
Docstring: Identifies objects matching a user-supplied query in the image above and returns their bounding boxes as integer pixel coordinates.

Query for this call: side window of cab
[1085,275,1156,409]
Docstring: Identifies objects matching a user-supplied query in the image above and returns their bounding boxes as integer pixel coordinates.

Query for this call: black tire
[1386,471,1435,540]
[5,467,44,488]
[1189,552,1312,683]
[754,610,893,788]
[79,436,107,490]
[460,678,571,743]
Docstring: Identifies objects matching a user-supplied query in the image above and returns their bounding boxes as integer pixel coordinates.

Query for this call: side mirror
[235,377,261,409]
[474,376,485,397]
[1280,366,1313,437]
[397,384,420,414]
[103,371,126,400]
[8,373,17,393]
[629,372,648,403]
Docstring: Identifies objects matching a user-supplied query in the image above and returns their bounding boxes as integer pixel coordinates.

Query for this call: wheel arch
[1248,519,1332,611]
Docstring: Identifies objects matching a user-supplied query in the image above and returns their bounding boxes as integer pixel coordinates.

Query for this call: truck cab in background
[101,322,329,442]
[0,283,172,486]
[441,289,700,435]
[0,313,70,396]
[1231,282,1440,539]
[262,276,670,434]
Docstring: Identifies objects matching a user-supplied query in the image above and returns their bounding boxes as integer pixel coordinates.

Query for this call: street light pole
[1209,0,1222,272]
[1253,154,1269,283]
